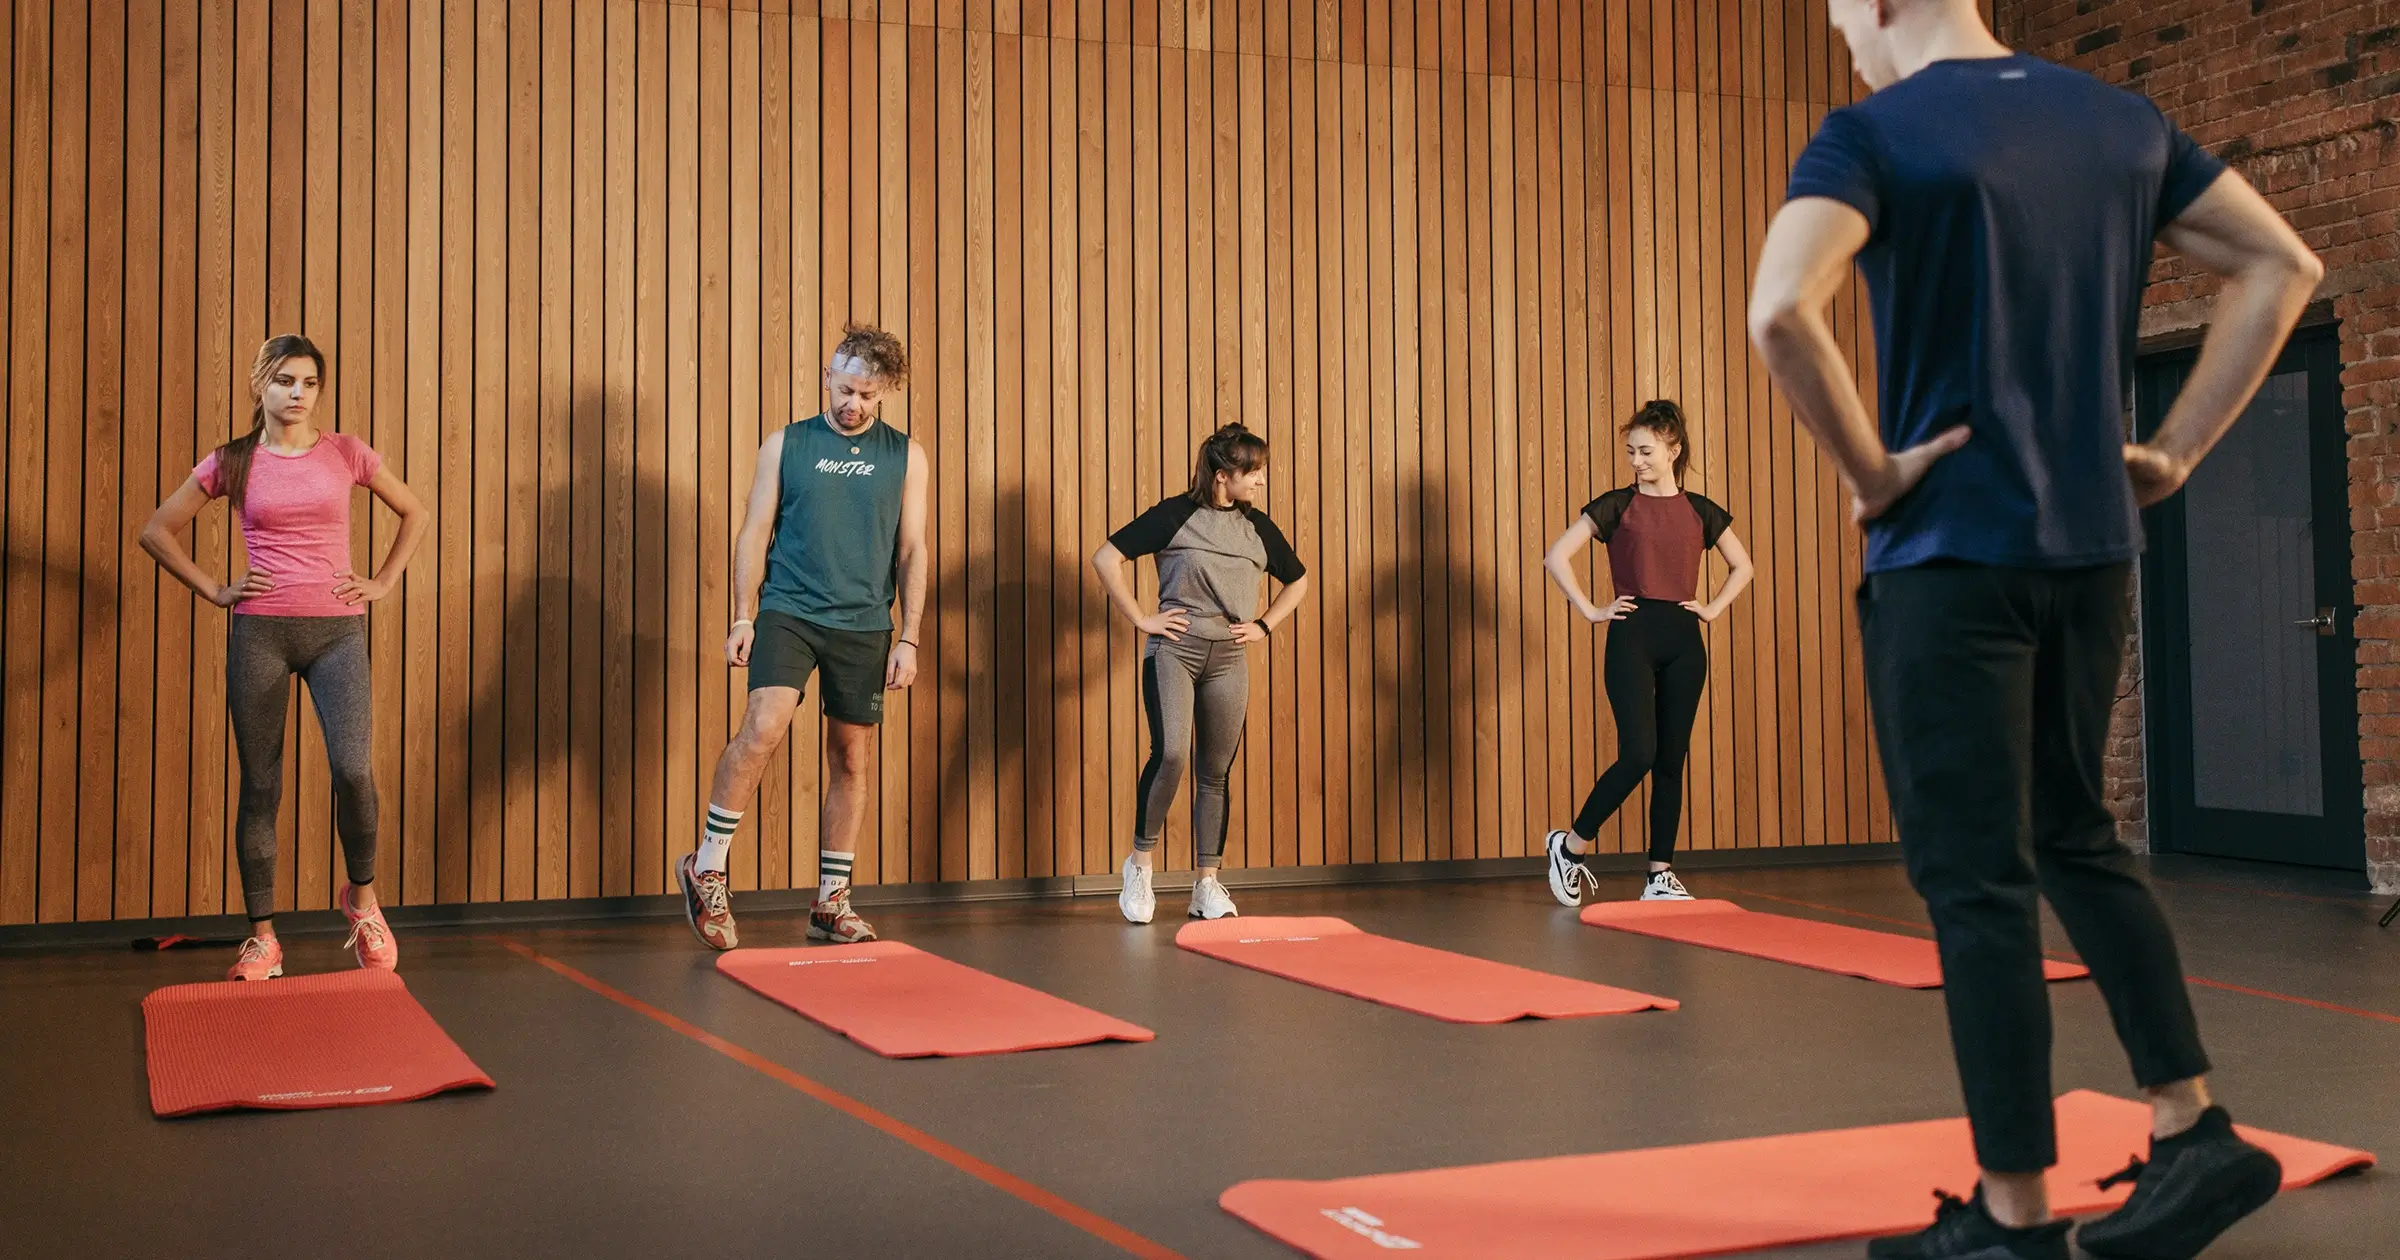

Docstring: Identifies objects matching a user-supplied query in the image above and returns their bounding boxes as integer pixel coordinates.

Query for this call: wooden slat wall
[1,0,1889,926]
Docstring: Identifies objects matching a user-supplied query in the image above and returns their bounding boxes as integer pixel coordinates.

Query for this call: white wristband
[730,618,753,630]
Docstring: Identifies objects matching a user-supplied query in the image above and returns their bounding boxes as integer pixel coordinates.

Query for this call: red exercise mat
[1581,899,2090,988]
[717,942,1154,1058]
[1177,916,1677,1023]
[1221,1089,2374,1260]
[142,970,494,1118]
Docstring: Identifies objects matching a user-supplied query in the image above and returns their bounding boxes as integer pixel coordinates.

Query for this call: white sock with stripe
[818,851,855,904]
[696,804,741,875]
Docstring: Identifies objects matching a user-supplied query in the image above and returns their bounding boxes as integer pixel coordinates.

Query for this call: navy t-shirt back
[1785,54,2224,572]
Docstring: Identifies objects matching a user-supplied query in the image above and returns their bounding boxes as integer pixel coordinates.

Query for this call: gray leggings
[1133,633,1249,867]
[226,614,378,920]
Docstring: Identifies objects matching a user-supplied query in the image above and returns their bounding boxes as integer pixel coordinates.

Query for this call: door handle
[2294,608,2338,635]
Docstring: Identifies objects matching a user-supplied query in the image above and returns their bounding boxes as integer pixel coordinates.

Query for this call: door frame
[2135,321,2364,870]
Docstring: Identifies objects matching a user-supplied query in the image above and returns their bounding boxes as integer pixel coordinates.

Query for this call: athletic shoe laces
[344,913,389,954]
[696,873,731,916]
[2095,1156,2147,1191]
[1552,839,1584,889]
[1919,1190,1980,1243]
[237,937,275,965]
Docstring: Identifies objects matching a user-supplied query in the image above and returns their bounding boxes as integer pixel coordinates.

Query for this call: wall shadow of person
[922,485,1033,887]
[1366,470,1500,866]
[453,388,661,905]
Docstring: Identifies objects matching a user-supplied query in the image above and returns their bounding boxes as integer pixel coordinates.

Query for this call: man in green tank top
[676,324,931,951]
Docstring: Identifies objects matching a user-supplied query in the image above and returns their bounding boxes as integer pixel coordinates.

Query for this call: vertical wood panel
[399,0,435,901]
[571,0,607,898]
[1017,28,1053,878]
[365,0,403,896]
[1287,35,1322,868]
[118,0,162,918]
[537,0,574,901]
[44,0,89,925]
[0,0,28,929]
[6,1,1892,926]
[84,0,127,921]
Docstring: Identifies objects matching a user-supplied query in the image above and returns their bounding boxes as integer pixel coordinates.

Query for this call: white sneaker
[1188,874,1239,920]
[1641,869,1694,901]
[1543,829,1586,907]
[1119,854,1156,924]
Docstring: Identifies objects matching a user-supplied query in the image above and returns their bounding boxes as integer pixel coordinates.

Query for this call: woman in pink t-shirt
[141,334,430,981]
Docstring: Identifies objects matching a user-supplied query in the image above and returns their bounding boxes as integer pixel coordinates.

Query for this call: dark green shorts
[748,611,891,726]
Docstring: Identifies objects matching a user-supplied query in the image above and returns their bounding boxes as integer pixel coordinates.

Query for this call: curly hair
[830,322,909,384]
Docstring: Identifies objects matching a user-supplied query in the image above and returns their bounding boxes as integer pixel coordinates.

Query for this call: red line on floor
[1718,885,2400,1028]
[2183,975,2400,1026]
[496,938,1187,1260]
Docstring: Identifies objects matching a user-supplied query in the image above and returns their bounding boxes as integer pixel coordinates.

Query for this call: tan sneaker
[806,891,877,943]
[677,853,740,951]
[227,935,284,981]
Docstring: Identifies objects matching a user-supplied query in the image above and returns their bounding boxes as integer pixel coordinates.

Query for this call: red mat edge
[1579,899,2092,986]
[143,971,495,1119]
[153,1072,496,1119]
[1175,916,1680,1022]
[1214,1094,2375,1260]
[715,943,1157,1058]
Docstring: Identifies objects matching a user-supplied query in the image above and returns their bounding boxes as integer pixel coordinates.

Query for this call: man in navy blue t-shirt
[1750,2,2321,1258]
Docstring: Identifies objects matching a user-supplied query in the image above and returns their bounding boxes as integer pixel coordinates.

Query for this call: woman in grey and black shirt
[1092,423,1311,924]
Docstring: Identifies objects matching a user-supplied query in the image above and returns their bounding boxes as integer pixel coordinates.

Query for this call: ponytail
[216,333,327,510]
[1188,422,1270,504]
[1622,398,1691,483]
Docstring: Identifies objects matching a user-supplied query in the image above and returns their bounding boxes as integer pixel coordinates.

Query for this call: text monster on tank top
[760,414,910,633]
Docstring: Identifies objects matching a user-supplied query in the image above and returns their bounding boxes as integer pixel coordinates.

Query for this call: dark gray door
[2137,326,2363,870]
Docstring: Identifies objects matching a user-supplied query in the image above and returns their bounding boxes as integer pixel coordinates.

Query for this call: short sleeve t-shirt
[194,431,382,617]
[1784,53,2225,573]
[1108,497,1306,640]
[1582,487,1734,603]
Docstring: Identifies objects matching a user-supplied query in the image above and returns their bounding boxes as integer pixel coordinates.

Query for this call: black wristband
[897,638,918,648]
[1253,619,1270,637]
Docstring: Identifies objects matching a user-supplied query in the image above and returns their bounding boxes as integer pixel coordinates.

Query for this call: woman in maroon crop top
[1538,399,1755,905]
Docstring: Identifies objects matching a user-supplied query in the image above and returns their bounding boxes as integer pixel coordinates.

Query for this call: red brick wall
[2000,0,2400,889]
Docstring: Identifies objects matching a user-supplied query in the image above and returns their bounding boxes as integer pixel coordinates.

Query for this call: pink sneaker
[338,883,399,971]
[228,935,284,981]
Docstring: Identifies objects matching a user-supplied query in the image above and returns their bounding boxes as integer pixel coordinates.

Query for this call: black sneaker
[2076,1106,2282,1259]
[1866,1189,2070,1260]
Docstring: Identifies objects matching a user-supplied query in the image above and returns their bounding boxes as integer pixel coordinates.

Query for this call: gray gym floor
[1,855,2390,1259]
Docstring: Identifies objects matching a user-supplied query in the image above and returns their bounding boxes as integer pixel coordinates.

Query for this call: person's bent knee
[328,763,376,802]
[824,719,878,778]
[738,687,803,747]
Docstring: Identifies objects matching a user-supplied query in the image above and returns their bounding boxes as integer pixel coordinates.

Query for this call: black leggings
[1573,599,1707,863]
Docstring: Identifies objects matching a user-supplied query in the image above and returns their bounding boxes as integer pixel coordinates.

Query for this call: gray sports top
[1106,496,1306,640]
